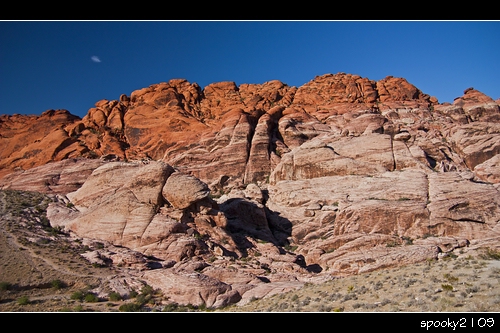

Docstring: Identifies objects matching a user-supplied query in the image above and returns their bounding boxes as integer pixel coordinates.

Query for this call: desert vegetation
[1,188,500,312]
[218,253,500,312]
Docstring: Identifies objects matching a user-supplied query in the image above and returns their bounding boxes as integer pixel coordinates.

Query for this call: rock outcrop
[1,73,499,308]
[266,170,500,276]
[0,73,440,185]
[0,110,86,179]
[45,160,313,307]
[0,158,106,194]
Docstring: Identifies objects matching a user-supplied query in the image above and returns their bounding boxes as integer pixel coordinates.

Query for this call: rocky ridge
[1,73,499,309]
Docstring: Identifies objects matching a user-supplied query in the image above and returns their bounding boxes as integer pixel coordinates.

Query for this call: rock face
[0,158,106,194]
[266,170,500,275]
[46,161,314,307]
[0,110,85,179]
[1,73,500,308]
[0,73,438,185]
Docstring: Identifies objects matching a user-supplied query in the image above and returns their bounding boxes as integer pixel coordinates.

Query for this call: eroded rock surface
[2,73,500,308]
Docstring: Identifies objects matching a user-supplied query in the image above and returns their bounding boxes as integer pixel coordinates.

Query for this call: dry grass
[0,190,124,312]
[219,256,500,312]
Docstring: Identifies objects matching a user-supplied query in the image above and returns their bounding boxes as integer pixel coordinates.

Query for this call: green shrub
[58,307,73,312]
[284,244,298,252]
[135,293,152,306]
[140,285,154,295]
[128,290,138,298]
[17,296,30,305]
[51,279,66,290]
[73,305,84,312]
[70,291,84,301]
[84,293,99,303]
[119,303,142,312]
[0,282,12,291]
[108,291,122,301]
[163,302,180,312]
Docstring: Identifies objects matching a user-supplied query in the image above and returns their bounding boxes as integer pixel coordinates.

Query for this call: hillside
[1,73,499,311]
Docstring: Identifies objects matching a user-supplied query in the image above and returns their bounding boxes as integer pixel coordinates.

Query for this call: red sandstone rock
[0,110,84,178]
[0,73,449,186]
[1,73,500,308]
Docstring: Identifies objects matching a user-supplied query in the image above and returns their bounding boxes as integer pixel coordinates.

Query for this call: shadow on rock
[218,197,293,255]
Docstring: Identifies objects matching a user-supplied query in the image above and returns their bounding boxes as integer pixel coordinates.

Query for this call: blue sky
[1,20,499,118]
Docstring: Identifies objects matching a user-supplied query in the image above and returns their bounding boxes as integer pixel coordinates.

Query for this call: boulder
[162,172,210,209]
[140,269,235,308]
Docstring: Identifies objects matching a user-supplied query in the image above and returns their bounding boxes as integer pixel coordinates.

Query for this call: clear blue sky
[1,20,499,118]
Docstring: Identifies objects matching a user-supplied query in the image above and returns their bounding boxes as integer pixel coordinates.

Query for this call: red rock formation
[1,73,500,307]
[0,73,444,185]
[0,110,84,178]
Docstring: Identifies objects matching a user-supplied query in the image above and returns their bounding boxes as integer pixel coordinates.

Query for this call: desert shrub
[380,299,392,306]
[442,284,454,292]
[119,303,142,312]
[402,236,413,245]
[71,291,84,301]
[163,302,180,312]
[73,305,84,312]
[134,285,158,306]
[444,273,459,283]
[316,304,332,312]
[140,284,154,295]
[358,285,369,294]
[17,296,30,305]
[58,307,73,312]
[108,291,122,301]
[84,292,99,303]
[284,244,298,252]
[441,284,453,291]
[386,240,400,247]
[135,293,151,306]
[489,268,500,278]
[343,293,357,301]
[480,247,500,260]
[162,302,203,312]
[0,282,12,291]
[51,279,66,290]
[278,302,289,310]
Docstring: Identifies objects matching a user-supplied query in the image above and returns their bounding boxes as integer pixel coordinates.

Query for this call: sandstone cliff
[1,73,499,308]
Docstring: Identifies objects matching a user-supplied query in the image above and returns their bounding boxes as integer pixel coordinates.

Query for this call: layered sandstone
[1,73,499,308]
[0,73,443,185]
